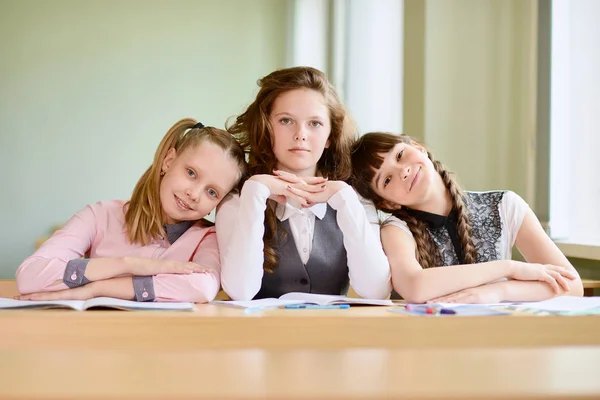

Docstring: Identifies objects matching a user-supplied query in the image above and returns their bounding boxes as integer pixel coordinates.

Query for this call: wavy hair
[228,66,357,272]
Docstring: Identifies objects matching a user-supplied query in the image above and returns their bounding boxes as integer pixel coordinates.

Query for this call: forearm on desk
[83,257,132,281]
[330,187,391,299]
[90,277,136,300]
[73,272,220,303]
[216,182,269,300]
[153,272,220,303]
[494,280,566,302]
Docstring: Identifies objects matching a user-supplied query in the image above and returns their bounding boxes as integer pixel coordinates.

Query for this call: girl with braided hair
[351,132,582,304]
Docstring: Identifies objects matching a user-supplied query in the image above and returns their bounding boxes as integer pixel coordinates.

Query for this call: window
[287,0,403,134]
[548,0,600,247]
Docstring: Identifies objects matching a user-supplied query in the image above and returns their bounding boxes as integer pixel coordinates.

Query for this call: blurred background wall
[0,0,287,275]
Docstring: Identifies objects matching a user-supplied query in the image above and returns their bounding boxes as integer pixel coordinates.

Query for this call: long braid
[394,210,440,269]
[431,155,477,264]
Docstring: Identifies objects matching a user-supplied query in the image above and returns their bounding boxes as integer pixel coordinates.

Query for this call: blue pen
[284,304,350,309]
[439,308,456,315]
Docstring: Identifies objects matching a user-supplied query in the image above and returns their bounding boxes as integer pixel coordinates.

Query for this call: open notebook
[0,297,196,311]
[212,292,394,310]
[500,296,600,315]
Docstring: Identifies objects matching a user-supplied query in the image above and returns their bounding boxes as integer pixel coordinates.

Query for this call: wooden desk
[2,275,600,400]
[0,280,18,298]
[1,305,600,350]
[0,346,599,399]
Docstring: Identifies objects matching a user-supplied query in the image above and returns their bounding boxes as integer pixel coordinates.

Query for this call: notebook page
[334,297,394,306]
[434,302,508,308]
[510,296,600,312]
[434,297,600,312]
[0,297,84,310]
[211,298,305,309]
[278,292,346,305]
[83,297,195,311]
[278,292,394,306]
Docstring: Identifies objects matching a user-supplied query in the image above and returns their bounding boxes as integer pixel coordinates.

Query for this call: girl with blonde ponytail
[351,132,582,304]
[16,118,247,303]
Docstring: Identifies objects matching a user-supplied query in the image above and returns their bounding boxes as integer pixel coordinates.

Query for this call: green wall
[0,0,287,277]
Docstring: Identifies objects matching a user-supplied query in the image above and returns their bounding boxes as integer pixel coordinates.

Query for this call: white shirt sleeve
[499,190,530,258]
[328,187,392,299]
[381,213,413,237]
[215,180,270,300]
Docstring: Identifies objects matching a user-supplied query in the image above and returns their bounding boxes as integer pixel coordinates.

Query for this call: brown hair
[351,132,476,269]
[228,66,357,272]
[125,118,247,245]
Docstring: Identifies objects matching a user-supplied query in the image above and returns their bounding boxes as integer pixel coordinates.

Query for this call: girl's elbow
[220,273,259,301]
[188,285,218,303]
[16,278,35,295]
[392,283,428,304]
[351,267,393,300]
[15,271,42,295]
[221,283,256,301]
[567,278,584,297]
[180,274,220,303]
[399,292,428,304]
[187,292,212,304]
[354,281,392,300]
[15,259,56,295]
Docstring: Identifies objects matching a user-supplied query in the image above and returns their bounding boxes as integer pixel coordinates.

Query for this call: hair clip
[192,122,205,130]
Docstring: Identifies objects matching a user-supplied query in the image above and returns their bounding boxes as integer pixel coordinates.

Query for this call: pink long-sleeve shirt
[16,200,220,303]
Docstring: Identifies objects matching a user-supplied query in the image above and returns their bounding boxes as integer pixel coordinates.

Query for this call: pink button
[71,273,77,280]
[142,291,149,299]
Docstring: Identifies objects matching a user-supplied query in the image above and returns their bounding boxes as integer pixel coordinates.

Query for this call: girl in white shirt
[351,132,583,304]
[215,67,391,301]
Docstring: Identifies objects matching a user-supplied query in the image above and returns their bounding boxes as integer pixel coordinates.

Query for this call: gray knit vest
[254,205,348,299]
